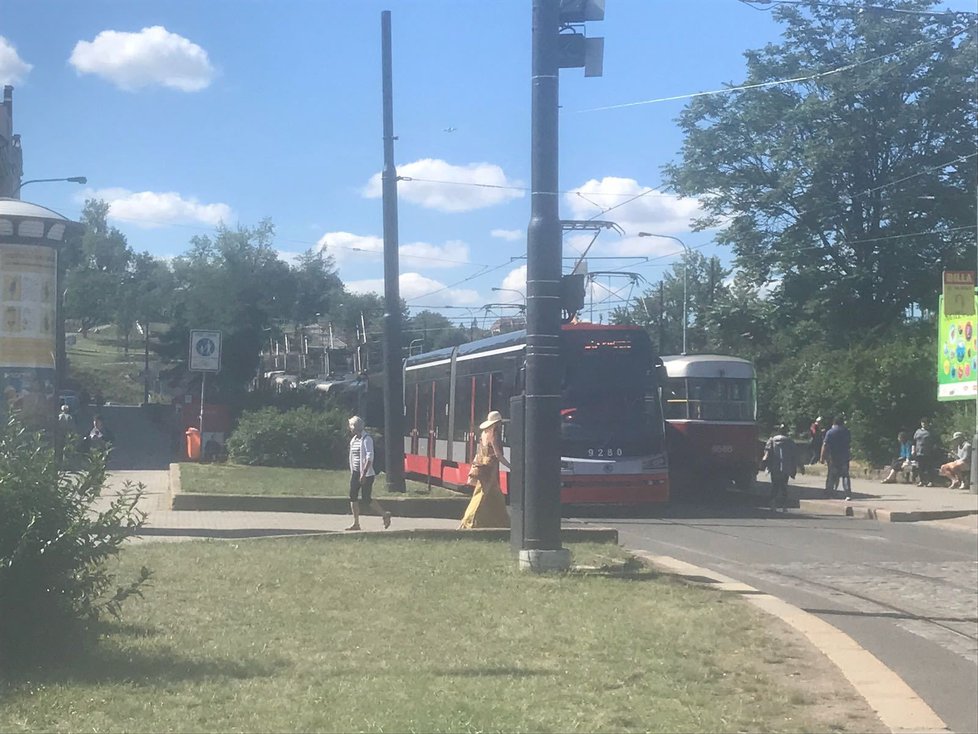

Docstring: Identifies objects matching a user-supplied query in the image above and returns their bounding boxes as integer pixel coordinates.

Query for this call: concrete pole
[522,0,568,570]
[381,10,406,492]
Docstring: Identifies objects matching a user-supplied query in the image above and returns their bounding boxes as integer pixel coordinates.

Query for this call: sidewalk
[101,470,618,543]
[783,464,978,530]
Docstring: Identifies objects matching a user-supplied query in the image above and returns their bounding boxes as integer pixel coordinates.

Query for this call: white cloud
[69,26,215,92]
[345,272,480,307]
[84,187,233,228]
[363,158,524,213]
[0,37,32,86]
[494,265,527,303]
[317,231,469,269]
[399,239,470,268]
[491,228,523,242]
[317,231,383,264]
[566,177,705,258]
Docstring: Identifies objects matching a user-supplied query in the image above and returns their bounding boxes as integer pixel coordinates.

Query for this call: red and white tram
[661,354,759,492]
[403,323,670,506]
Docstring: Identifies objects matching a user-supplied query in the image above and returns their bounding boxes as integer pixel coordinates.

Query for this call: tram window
[434,378,450,437]
[417,383,432,434]
[685,378,754,421]
[473,372,491,432]
[491,371,513,417]
[665,378,688,419]
[453,378,471,442]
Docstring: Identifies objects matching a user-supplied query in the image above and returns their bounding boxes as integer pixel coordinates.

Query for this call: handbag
[467,461,487,483]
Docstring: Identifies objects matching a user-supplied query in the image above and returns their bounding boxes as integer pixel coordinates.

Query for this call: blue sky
[0,0,971,320]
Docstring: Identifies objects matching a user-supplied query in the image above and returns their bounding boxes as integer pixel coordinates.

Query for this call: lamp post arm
[637,232,691,354]
[13,177,87,196]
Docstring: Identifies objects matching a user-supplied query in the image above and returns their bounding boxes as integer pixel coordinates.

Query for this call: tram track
[758,568,978,644]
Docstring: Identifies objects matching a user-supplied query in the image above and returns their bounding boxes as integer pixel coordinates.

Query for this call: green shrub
[0,416,150,668]
[226,406,349,468]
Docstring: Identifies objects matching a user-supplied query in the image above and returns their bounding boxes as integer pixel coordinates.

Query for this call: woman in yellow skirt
[459,410,510,529]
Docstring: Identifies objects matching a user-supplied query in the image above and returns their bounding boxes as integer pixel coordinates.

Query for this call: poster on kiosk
[937,271,977,402]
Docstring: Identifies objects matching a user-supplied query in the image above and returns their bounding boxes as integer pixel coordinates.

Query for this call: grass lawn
[67,325,174,405]
[0,538,881,733]
[179,462,459,499]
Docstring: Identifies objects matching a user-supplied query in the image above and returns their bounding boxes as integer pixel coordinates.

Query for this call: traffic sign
[189,330,222,372]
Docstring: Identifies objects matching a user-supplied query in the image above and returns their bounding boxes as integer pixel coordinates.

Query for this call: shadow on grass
[2,635,287,688]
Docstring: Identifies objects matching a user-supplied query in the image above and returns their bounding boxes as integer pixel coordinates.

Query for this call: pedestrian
[881,431,912,484]
[762,423,799,512]
[939,432,973,489]
[345,415,391,531]
[809,416,824,465]
[459,410,510,529]
[83,414,114,452]
[57,403,75,432]
[820,415,851,500]
[912,418,938,487]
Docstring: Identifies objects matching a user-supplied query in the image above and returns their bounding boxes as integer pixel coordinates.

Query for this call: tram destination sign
[189,330,222,372]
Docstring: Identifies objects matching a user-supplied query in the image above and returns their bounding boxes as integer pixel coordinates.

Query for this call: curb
[135,525,619,544]
[167,462,179,508]
[798,498,978,524]
[171,492,470,518]
[631,551,948,734]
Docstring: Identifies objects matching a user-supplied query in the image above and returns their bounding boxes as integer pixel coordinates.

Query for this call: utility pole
[143,319,150,404]
[519,0,603,572]
[658,281,665,354]
[380,10,406,492]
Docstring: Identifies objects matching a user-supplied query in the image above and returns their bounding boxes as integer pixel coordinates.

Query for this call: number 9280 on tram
[402,323,670,507]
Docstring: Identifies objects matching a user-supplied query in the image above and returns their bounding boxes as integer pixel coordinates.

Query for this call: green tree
[664,0,976,341]
[64,200,134,336]
[405,310,469,353]
[290,248,344,331]
[622,253,730,355]
[161,220,293,398]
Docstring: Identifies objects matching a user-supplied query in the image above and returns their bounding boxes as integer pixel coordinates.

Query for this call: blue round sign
[196,338,216,357]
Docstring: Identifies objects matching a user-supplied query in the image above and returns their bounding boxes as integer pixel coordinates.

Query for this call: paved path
[769,468,978,531]
[101,470,461,540]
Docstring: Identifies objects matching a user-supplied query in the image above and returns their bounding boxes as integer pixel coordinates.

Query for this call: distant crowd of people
[762,415,972,510]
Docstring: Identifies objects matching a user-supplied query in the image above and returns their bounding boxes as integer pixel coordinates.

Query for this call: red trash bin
[185,427,201,461]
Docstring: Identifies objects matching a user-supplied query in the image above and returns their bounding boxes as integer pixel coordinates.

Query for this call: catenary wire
[575,22,974,113]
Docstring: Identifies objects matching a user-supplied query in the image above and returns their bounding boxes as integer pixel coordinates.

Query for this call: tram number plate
[711,444,734,454]
[587,448,623,458]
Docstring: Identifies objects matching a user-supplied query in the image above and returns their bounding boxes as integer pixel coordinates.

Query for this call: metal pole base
[518,548,571,573]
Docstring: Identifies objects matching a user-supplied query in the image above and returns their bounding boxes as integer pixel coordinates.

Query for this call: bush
[0,416,150,668]
[226,406,349,468]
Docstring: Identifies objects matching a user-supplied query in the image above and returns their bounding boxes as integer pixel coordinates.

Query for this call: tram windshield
[559,330,664,455]
[665,376,756,421]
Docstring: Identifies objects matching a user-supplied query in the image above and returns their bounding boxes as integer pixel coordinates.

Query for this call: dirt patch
[751,610,888,733]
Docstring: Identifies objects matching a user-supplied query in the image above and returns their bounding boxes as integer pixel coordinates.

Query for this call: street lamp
[491,287,526,304]
[638,232,691,355]
[13,177,87,197]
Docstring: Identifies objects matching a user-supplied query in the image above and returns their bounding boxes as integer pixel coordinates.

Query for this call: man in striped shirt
[346,415,392,531]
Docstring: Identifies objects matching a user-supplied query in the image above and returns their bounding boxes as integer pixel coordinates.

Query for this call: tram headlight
[642,455,667,471]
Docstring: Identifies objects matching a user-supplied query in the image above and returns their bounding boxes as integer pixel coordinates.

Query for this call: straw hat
[479,410,504,430]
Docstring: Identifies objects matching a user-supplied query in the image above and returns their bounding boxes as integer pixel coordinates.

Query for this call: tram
[402,323,670,506]
[661,354,759,492]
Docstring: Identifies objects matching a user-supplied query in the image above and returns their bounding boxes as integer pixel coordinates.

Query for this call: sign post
[189,330,221,460]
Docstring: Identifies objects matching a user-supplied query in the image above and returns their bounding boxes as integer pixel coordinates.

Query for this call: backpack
[767,436,797,477]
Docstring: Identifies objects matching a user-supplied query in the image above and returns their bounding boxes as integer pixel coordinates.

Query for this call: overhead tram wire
[735,0,977,18]
[396,175,683,202]
[575,21,975,113]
